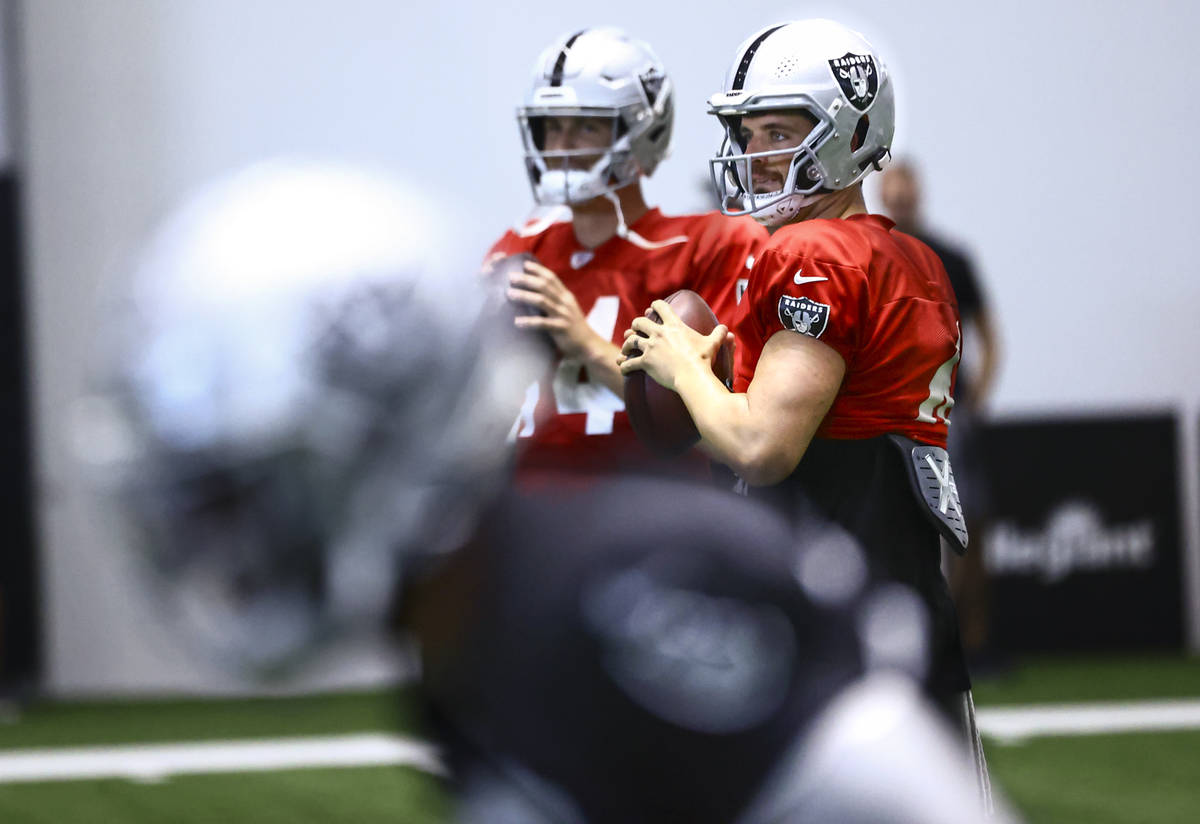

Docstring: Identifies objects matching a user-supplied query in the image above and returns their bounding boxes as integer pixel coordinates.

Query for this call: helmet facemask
[709,103,837,226]
[519,110,640,206]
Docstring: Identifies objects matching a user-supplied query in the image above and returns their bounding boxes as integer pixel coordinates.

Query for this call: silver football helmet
[708,19,895,227]
[518,27,673,205]
[79,159,537,672]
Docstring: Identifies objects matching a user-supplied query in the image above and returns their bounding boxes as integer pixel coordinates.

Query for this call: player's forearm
[972,312,1001,406]
[673,363,795,485]
[581,338,625,395]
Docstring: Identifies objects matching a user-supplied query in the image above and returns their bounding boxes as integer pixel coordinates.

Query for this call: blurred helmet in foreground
[79,159,537,673]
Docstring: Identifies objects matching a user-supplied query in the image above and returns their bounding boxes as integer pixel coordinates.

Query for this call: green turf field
[0,766,449,824]
[0,688,413,751]
[1,654,1197,823]
[987,729,1200,824]
[972,652,1200,705]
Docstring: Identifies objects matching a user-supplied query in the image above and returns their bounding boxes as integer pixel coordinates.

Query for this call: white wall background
[15,0,1200,694]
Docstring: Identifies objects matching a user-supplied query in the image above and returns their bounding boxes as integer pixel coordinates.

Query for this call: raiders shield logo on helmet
[777,295,830,339]
[828,52,879,112]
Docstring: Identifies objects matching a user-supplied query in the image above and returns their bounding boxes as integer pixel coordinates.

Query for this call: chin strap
[602,191,687,250]
[516,205,572,238]
[749,190,828,228]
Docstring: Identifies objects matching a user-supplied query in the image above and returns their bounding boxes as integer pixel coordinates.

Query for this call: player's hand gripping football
[619,299,731,393]
[506,260,608,362]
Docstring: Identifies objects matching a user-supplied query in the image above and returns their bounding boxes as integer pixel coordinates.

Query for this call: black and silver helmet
[708,19,895,227]
[518,27,674,205]
[80,160,536,672]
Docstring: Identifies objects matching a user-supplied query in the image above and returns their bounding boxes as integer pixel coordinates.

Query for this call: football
[624,289,734,455]
[481,251,554,351]
[481,251,543,318]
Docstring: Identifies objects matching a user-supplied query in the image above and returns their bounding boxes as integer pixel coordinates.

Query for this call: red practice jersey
[734,214,960,447]
[489,207,765,482]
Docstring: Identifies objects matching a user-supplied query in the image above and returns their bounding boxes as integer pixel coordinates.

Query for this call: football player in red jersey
[619,18,989,798]
[488,27,766,484]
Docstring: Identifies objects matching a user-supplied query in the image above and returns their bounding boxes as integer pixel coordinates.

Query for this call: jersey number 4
[511,296,624,438]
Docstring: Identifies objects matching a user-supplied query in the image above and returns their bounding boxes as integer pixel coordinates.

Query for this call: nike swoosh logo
[794,273,829,285]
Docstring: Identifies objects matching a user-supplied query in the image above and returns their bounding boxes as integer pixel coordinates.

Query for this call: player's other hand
[618,300,729,393]
[506,260,603,361]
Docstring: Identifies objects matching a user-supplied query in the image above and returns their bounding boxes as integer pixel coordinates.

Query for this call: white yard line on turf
[977,698,1200,743]
[3,699,1200,783]
[0,733,446,784]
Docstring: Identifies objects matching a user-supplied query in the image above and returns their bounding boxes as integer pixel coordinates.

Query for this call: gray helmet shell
[83,160,536,672]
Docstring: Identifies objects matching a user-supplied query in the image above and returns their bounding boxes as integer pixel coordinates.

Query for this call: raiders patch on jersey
[778,295,830,339]
[828,52,879,112]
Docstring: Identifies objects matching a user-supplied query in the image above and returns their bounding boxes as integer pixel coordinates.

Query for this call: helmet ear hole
[851,115,869,152]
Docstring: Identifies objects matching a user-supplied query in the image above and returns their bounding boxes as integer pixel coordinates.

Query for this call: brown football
[624,289,734,456]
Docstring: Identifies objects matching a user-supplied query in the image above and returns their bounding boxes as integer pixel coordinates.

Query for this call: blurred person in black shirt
[880,159,1002,670]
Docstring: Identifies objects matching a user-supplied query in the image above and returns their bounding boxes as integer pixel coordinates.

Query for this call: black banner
[978,414,1183,652]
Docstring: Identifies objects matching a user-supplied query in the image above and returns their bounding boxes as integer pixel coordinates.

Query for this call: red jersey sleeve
[686,215,766,328]
[484,229,530,264]
[734,227,867,391]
